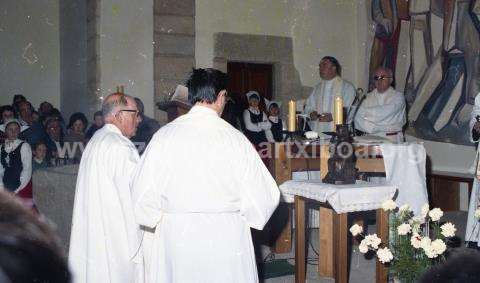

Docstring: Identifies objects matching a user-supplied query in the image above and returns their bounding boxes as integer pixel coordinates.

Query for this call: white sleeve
[239,140,280,230]
[265,130,275,142]
[260,113,271,130]
[304,87,317,115]
[16,143,32,192]
[133,138,164,228]
[243,110,263,132]
[363,96,406,133]
[470,93,480,142]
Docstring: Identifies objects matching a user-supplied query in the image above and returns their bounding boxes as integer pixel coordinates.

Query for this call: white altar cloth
[279,180,397,213]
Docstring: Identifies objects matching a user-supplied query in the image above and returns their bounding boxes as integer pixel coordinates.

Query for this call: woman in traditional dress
[242,91,272,145]
[0,119,34,210]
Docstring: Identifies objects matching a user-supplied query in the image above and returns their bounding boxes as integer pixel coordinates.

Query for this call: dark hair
[269,102,279,110]
[321,56,342,76]
[0,191,70,282]
[93,110,103,118]
[134,97,144,115]
[32,141,47,151]
[186,68,229,104]
[1,105,14,115]
[68,112,88,130]
[419,248,480,283]
[12,94,26,105]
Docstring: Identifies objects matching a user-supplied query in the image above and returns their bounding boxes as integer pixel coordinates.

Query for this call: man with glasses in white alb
[354,67,406,143]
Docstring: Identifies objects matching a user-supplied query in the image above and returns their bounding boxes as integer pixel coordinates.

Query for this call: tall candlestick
[288,100,296,132]
[334,96,343,125]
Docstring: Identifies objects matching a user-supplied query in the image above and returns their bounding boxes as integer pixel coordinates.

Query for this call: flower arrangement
[350,200,456,283]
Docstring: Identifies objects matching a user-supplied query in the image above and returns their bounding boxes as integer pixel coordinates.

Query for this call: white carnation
[381,199,397,211]
[410,233,422,249]
[428,208,443,222]
[399,204,411,212]
[397,223,412,236]
[365,234,382,249]
[359,240,369,254]
[440,222,456,238]
[431,239,447,255]
[349,224,363,236]
[423,244,438,258]
[421,203,429,218]
[376,247,393,263]
[420,237,432,250]
[475,208,480,219]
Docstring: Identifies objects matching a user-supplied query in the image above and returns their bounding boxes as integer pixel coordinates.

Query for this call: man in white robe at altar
[133,68,280,283]
[466,92,480,247]
[304,56,356,134]
[69,92,144,283]
[354,67,406,143]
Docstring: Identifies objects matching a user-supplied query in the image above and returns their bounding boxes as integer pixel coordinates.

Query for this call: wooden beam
[376,209,389,283]
[334,213,349,283]
[319,207,334,277]
[295,196,307,283]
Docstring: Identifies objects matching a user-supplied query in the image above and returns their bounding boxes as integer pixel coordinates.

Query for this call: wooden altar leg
[295,196,306,283]
[376,209,389,283]
[273,143,293,253]
[334,213,349,283]
[271,204,292,253]
[318,207,334,277]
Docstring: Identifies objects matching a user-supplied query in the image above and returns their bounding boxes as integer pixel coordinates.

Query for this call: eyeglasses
[373,75,392,81]
[118,109,140,117]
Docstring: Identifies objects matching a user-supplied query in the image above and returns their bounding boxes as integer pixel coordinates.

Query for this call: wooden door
[226,62,273,128]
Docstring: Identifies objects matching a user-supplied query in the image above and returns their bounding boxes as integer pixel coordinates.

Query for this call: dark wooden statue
[322,125,357,185]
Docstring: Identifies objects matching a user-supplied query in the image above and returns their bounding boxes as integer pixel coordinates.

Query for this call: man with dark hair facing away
[133,68,280,283]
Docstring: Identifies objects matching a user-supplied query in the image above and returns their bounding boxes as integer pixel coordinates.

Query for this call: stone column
[153,0,195,124]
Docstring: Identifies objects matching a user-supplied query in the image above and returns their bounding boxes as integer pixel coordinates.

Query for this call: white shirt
[355,87,406,135]
[304,76,356,133]
[68,124,142,283]
[133,105,280,283]
[0,139,32,192]
[242,107,271,132]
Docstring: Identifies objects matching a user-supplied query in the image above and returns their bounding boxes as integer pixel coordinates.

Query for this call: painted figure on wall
[370,0,480,145]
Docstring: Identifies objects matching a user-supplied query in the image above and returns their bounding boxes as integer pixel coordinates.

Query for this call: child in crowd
[85,111,104,140]
[266,100,284,142]
[32,142,49,171]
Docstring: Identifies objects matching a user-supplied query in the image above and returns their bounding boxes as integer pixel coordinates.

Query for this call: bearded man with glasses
[354,67,406,143]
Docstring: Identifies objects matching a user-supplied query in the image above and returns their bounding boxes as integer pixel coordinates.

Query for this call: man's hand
[318,113,333,122]
[309,111,319,121]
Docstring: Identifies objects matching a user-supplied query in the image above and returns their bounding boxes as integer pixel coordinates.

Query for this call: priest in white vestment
[466,92,480,246]
[69,93,144,283]
[354,67,406,143]
[304,56,356,134]
[133,68,280,283]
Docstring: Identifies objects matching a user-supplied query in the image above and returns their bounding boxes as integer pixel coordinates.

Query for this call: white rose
[376,247,393,263]
[410,234,422,249]
[475,208,480,220]
[349,224,363,236]
[365,234,382,249]
[359,240,369,254]
[305,131,318,139]
[397,223,412,236]
[420,237,432,250]
[440,222,456,238]
[381,199,397,212]
[429,208,444,221]
[399,204,411,212]
[431,239,447,255]
[421,203,429,218]
[423,244,438,258]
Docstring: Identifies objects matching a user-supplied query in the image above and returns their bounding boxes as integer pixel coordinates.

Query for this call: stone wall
[153,0,196,124]
[86,0,101,116]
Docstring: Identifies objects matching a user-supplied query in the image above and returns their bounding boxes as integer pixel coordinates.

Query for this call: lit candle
[288,100,296,132]
[334,96,343,125]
